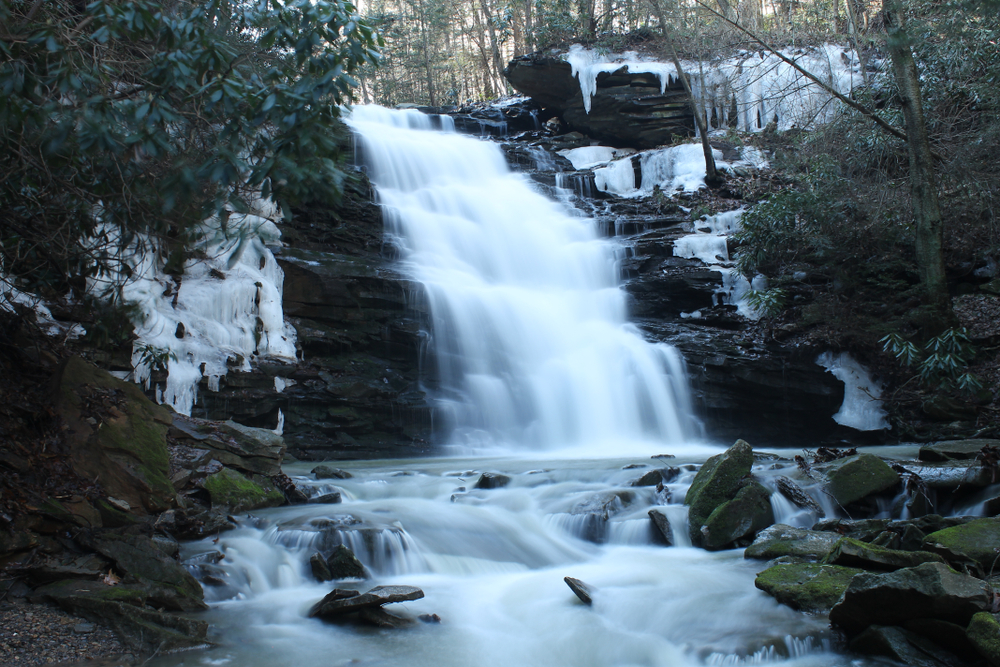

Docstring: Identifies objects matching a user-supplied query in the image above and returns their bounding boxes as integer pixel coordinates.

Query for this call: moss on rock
[968,612,1000,666]
[823,537,946,571]
[701,480,774,550]
[824,454,899,507]
[685,439,753,545]
[202,467,285,513]
[54,357,175,513]
[745,524,842,561]
[924,518,1000,573]
[755,563,864,612]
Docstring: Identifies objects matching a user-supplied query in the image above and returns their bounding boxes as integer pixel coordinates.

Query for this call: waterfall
[346,106,693,451]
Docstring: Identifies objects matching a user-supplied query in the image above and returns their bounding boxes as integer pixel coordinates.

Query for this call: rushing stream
[154,107,884,666]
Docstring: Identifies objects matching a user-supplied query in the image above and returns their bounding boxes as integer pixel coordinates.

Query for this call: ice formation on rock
[89,197,296,416]
[816,351,890,431]
[0,274,86,340]
[564,43,864,132]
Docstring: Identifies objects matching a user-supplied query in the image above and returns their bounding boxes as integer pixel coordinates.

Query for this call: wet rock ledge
[0,357,305,656]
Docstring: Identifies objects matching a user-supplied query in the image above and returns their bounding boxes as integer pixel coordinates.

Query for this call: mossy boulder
[201,467,285,513]
[700,480,774,550]
[830,562,992,635]
[824,537,946,571]
[823,454,899,507]
[685,439,753,545]
[924,518,1000,573]
[755,563,863,612]
[744,524,842,561]
[53,357,175,513]
[968,612,1000,666]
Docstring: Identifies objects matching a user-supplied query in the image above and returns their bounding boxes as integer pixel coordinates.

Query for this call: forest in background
[358,0,890,106]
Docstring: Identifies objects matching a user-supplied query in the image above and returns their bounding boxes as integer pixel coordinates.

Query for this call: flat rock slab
[824,537,946,571]
[744,524,841,561]
[919,439,1000,462]
[310,585,423,618]
[755,563,864,612]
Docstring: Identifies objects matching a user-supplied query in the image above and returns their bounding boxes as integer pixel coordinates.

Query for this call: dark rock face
[185,176,438,461]
[829,562,991,635]
[504,54,693,149]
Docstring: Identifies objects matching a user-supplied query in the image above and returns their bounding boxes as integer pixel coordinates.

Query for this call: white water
[347,106,692,452]
[147,109,902,667]
[154,455,859,667]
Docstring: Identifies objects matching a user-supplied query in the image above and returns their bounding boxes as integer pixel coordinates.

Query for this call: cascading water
[150,107,900,667]
[347,105,692,452]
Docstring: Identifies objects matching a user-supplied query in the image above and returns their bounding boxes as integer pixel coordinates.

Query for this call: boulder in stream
[475,472,511,489]
[744,524,841,562]
[829,562,992,635]
[684,439,753,546]
[850,625,968,667]
[700,480,774,550]
[312,465,353,479]
[648,509,673,546]
[326,544,370,580]
[309,584,424,618]
[754,563,864,612]
[823,453,900,507]
[564,577,594,605]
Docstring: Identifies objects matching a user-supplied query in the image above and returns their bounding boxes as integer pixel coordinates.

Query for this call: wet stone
[564,577,594,606]
[309,585,424,618]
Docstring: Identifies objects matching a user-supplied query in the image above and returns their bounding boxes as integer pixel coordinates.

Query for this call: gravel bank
[0,600,133,666]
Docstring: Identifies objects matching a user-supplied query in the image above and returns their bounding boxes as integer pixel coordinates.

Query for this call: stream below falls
[155,451,879,667]
[154,107,900,666]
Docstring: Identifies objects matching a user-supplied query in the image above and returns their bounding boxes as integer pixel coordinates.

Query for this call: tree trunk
[883,0,950,321]
[648,0,722,186]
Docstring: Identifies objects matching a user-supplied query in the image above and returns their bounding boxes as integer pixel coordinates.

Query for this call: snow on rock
[564,43,864,132]
[558,146,636,170]
[91,199,297,416]
[816,351,890,431]
[0,275,86,340]
[564,44,680,114]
